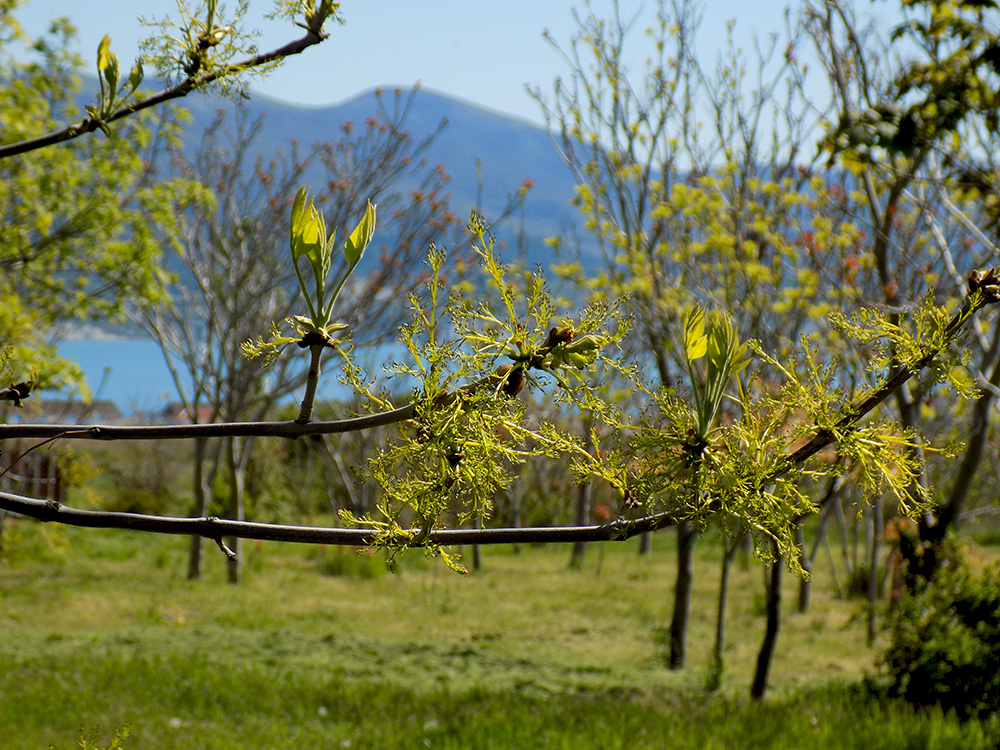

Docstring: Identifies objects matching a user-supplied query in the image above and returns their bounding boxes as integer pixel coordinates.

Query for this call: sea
[53,338,392,416]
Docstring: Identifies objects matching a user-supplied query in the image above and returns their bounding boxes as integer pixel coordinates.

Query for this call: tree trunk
[833,495,853,585]
[569,480,591,570]
[225,436,246,585]
[471,516,483,571]
[668,520,697,670]
[867,494,883,645]
[569,412,594,570]
[187,436,209,580]
[509,485,521,555]
[708,529,744,691]
[921,353,1000,557]
[750,543,782,701]
[638,531,652,556]
[795,523,810,614]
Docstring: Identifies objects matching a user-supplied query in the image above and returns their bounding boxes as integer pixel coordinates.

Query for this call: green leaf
[684,306,707,361]
[97,35,112,73]
[289,185,326,269]
[292,314,320,333]
[97,35,120,93]
[345,200,377,268]
[289,186,309,260]
[126,61,144,94]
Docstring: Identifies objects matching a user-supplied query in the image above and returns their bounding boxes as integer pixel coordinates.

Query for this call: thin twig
[0,364,531,442]
[214,535,238,561]
[0,434,68,482]
[0,30,327,159]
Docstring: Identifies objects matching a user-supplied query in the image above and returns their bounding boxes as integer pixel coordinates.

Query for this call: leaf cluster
[242,187,376,365]
[590,292,983,571]
[86,35,143,134]
[338,217,632,572]
[0,13,196,390]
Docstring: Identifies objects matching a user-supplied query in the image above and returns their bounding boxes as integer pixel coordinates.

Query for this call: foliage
[88,34,143,133]
[337,215,632,572]
[879,540,1000,720]
[311,545,386,579]
[0,11,189,393]
[0,0,340,400]
[825,0,1000,161]
[136,0,339,100]
[806,0,1000,566]
[97,441,184,516]
[242,186,375,368]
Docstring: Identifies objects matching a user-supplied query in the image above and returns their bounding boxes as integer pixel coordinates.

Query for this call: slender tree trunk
[851,507,860,592]
[750,542,782,701]
[471,516,483,571]
[708,529,744,691]
[225,436,246,585]
[569,480,592,570]
[833,495,853,585]
[668,520,697,670]
[801,475,842,609]
[867,494,883,645]
[509,485,521,555]
[638,531,652,556]
[922,353,1000,554]
[569,412,594,570]
[187,436,208,580]
[823,530,842,599]
[796,523,810,614]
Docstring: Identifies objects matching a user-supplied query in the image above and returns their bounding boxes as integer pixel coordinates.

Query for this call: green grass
[1,521,997,748]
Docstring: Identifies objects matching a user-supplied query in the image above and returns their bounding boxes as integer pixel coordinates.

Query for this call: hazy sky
[11,1,901,126]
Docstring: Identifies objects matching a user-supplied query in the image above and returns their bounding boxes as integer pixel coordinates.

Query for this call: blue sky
[13,1,900,126]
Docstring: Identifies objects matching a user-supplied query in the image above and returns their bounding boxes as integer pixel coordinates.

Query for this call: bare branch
[0,488,684,547]
[0,402,415,441]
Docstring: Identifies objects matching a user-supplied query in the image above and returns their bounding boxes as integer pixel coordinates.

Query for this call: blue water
[54,339,373,415]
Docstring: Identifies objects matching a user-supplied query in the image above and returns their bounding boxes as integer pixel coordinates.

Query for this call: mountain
[153,83,587,270]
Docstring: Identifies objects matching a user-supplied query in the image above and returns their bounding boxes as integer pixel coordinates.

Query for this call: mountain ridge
[161,82,586,268]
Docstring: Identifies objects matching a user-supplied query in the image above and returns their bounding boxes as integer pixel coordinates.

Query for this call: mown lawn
[0,520,997,748]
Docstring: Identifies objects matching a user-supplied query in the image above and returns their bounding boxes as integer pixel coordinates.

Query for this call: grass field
[1,520,997,749]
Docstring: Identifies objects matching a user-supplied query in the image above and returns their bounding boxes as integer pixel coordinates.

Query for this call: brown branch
[0,403,416,441]
[0,29,327,159]
[0,488,684,548]
[0,362,527,442]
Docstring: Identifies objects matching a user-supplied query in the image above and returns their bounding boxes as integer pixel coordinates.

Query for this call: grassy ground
[0,520,997,748]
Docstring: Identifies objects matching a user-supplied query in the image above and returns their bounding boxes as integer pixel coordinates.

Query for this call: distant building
[17,399,123,425]
[159,402,217,424]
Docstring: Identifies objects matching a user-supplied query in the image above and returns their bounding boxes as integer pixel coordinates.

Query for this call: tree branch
[2,280,995,557]
[0,488,684,547]
[0,402,415,441]
[0,29,327,159]
[781,285,994,469]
